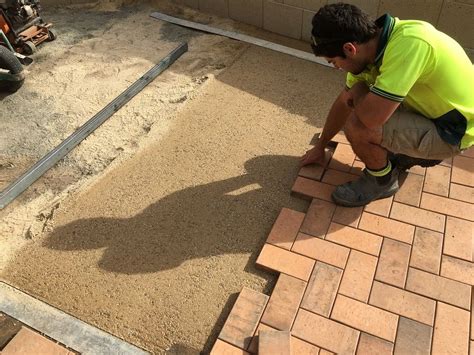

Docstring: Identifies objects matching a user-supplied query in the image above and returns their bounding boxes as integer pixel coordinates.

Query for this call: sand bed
[1,2,344,353]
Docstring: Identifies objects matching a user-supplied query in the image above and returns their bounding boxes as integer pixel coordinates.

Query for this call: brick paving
[211,133,473,354]
[0,313,76,354]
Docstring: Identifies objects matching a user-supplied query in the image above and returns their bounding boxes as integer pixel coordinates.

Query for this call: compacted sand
[0,2,344,353]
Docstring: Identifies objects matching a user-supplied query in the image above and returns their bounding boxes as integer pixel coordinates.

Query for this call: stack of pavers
[210,132,473,354]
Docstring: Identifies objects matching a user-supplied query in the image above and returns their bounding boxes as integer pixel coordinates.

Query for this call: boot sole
[393,154,442,171]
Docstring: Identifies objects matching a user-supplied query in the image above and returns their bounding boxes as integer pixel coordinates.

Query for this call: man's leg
[331,111,399,207]
[344,111,386,170]
[380,108,461,162]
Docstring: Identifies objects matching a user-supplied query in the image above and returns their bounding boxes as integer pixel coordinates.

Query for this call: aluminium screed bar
[0,42,188,209]
[150,12,331,68]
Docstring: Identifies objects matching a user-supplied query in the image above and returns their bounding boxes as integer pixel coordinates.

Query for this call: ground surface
[0,1,344,353]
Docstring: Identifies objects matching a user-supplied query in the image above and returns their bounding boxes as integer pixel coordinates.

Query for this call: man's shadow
[43,154,309,274]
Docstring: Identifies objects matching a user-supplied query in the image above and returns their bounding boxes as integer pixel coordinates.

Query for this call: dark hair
[311,3,378,58]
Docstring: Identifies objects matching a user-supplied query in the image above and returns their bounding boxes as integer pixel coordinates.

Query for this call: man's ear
[342,42,357,57]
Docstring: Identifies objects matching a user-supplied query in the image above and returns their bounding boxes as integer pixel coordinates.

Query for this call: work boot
[331,168,399,207]
[391,153,442,172]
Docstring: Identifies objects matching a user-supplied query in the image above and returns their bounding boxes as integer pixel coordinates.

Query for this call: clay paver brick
[364,196,393,217]
[390,202,445,232]
[444,216,474,262]
[423,165,451,197]
[266,208,305,250]
[369,281,436,326]
[462,147,474,158]
[258,330,291,355]
[358,212,415,244]
[408,165,426,176]
[0,313,22,349]
[440,255,474,285]
[326,222,382,256]
[301,262,342,317]
[291,336,320,354]
[300,198,336,238]
[338,250,377,302]
[322,169,359,186]
[432,302,470,354]
[332,205,363,228]
[449,183,474,203]
[292,309,360,354]
[292,177,335,202]
[331,132,350,144]
[319,350,335,355]
[328,143,356,173]
[210,339,251,355]
[452,155,474,187]
[299,164,325,181]
[256,244,315,281]
[356,333,394,355]
[1,327,70,355]
[394,317,432,355]
[261,274,306,331]
[410,227,443,274]
[471,291,474,340]
[440,157,453,167]
[218,287,269,350]
[350,159,365,176]
[331,295,399,342]
[292,232,350,268]
[420,192,474,221]
[395,173,424,206]
[375,238,411,287]
[247,323,276,354]
[406,267,472,310]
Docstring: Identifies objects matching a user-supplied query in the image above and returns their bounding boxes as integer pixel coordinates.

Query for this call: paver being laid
[211,133,474,354]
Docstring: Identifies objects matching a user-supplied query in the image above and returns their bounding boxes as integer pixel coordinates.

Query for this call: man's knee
[344,113,383,145]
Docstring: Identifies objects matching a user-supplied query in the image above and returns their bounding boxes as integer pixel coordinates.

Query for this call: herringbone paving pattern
[211,133,473,354]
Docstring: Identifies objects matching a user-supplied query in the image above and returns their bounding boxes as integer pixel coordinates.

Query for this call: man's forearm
[318,90,352,147]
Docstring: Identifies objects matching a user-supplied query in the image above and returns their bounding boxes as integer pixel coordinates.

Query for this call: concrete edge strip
[0,42,188,210]
[150,12,332,68]
[0,282,149,354]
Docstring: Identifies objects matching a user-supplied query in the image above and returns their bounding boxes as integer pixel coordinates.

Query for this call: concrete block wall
[173,0,474,49]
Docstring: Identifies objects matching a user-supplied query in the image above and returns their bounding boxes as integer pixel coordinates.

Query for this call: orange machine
[0,0,56,55]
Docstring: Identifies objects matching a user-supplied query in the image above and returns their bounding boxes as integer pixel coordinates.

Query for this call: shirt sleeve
[371,37,433,102]
[346,73,364,89]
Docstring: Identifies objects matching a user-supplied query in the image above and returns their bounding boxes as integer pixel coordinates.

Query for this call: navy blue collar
[374,14,395,63]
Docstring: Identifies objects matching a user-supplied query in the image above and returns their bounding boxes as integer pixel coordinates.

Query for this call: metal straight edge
[0,282,149,354]
[150,12,332,68]
[0,42,188,209]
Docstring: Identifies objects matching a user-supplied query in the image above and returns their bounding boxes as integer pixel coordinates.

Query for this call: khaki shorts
[381,108,461,160]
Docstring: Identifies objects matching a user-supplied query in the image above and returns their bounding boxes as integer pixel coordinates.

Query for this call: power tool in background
[0,0,57,92]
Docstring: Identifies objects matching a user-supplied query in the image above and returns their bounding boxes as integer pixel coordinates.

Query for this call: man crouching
[301,3,473,207]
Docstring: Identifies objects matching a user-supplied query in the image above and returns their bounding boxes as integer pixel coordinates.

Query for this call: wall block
[229,0,264,27]
[437,0,474,49]
[263,0,304,39]
[378,0,443,24]
[199,0,230,17]
[328,0,380,18]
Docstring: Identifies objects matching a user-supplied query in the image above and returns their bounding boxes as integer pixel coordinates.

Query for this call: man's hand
[300,144,326,167]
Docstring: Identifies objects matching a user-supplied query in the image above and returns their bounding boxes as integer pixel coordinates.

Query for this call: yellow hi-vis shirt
[347,14,474,150]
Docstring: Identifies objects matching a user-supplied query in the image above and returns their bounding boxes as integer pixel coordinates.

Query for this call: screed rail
[0,42,188,209]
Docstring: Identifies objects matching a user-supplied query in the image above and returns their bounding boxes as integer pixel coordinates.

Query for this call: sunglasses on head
[311,34,348,46]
